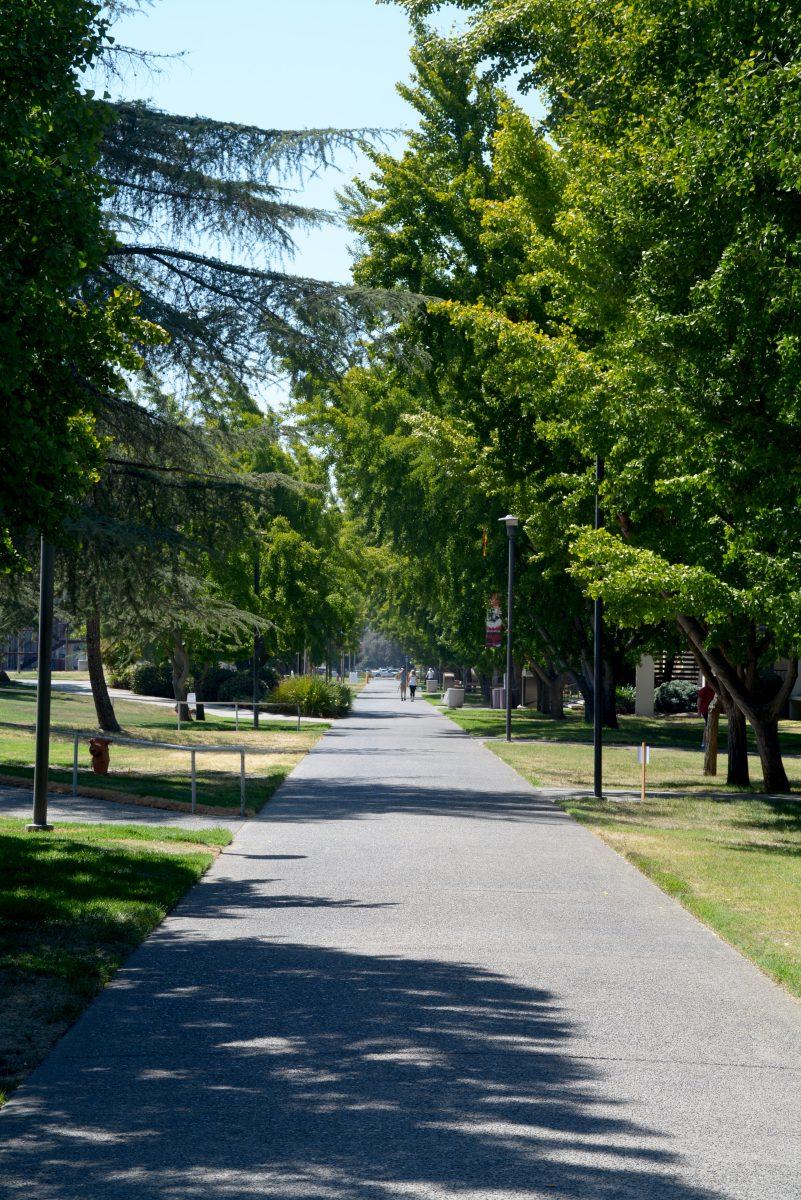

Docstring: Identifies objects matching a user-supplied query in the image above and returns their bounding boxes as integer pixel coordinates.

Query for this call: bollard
[239,750,246,817]
[72,732,79,798]
[191,749,197,813]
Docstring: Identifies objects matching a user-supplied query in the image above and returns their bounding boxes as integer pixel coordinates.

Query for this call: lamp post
[30,538,55,831]
[593,458,604,798]
[499,514,519,742]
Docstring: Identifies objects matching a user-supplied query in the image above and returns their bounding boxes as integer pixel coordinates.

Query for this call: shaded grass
[0,685,325,811]
[541,792,801,998]
[0,818,232,1101]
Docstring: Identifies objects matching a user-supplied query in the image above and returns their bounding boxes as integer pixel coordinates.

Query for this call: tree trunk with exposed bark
[703,695,719,776]
[86,613,120,733]
[171,631,191,722]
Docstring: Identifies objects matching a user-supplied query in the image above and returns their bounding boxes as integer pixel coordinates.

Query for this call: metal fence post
[72,732,79,799]
[235,702,239,731]
[296,704,301,733]
[190,749,196,813]
[239,750,245,817]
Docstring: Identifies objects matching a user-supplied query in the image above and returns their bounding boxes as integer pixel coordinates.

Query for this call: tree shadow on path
[1,931,726,1200]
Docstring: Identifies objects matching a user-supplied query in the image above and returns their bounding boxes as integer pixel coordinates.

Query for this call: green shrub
[615,684,636,714]
[130,661,175,699]
[217,671,266,703]
[270,675,352,718]
[108,665,134,688]
[195,665,236,701]
[654,679,698,714]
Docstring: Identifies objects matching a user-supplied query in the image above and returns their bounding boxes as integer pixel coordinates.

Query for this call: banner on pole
[485,593,502,648]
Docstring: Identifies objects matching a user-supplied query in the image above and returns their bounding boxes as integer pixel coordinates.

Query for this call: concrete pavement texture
[1,681,799,1199]
[0,782,245,831]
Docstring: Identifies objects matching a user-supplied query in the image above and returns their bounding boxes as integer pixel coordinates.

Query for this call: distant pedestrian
[408,669,417,701]
[398,667,408,702]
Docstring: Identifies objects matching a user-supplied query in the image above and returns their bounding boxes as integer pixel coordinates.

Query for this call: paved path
[0,782,245,832]
[1,682,799,1199]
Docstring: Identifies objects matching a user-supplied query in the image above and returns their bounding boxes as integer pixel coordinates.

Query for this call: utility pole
[30,538,55,831]
[593,458,604,799]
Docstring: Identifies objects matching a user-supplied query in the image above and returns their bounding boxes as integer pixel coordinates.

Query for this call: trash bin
[445,687,465,709]
[89,738,111,775]
[492,687,506,709]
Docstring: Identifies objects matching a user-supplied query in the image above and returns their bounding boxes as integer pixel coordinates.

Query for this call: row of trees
[301,5,801,793]
[1,0,373,728]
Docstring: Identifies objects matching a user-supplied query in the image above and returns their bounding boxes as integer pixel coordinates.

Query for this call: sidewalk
[1,681,799,1199]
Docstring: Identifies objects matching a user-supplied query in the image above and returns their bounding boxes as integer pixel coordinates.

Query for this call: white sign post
[637,742,651,801]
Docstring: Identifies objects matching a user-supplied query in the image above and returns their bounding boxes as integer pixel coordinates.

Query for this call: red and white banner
[485,593,502,648]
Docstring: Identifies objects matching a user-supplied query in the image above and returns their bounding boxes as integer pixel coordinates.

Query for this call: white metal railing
[71,732,261,816]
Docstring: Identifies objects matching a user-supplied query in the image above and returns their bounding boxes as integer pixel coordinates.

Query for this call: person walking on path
[398,666,408,701]
[408,668,417,701]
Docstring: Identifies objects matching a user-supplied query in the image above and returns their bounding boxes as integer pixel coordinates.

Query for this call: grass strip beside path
[0,819,232,1103]
[425,694,801,755]
[551,792,801,998]
[0,685,326,812]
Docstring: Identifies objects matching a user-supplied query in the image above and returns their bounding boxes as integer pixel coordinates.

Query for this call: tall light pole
[30,538,55,832]
[593,459,604,798]
[499,514,519,742]
[252,550,260,731]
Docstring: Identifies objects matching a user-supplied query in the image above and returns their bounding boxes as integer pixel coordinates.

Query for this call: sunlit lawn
[0,818,231,1102]
[552,792,801,998]
[491,738,801,793]
[427,694,801,757]
[0,685,326,811]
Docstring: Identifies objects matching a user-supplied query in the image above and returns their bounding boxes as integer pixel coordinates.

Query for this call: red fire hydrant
[89,738,111,775]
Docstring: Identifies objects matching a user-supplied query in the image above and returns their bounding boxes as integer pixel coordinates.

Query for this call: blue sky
[107,0,472,282]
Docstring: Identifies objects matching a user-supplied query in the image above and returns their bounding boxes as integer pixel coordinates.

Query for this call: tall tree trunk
[548,675,566,721]
[537,674,550,714]
[703,696,719,776]
[86,613,120,733]
[726,703,750,789]
[171,632,191,723]
[751,715,790,794]
[479,672,492,704]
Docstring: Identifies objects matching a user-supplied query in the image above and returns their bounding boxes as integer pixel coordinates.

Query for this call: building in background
[1,622,86,672]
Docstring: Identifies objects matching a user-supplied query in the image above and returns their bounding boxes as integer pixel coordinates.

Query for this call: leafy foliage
[270,675,352,719]
[0,0,150,569]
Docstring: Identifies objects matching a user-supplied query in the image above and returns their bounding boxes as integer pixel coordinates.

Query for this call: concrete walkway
[0,782,246,832]
[1,682,799,1199]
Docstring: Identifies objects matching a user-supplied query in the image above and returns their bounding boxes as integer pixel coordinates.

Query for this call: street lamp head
[499,514,519,532]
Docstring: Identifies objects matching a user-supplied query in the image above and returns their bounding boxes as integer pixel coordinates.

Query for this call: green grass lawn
[491,738,801,793]
[9,670,91,682]
[426,693,801,757]
[551,793,801,998]
[0,684,325,811]
[0,819,232,1102]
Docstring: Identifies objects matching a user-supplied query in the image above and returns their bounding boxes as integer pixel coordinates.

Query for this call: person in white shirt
[408,669,417,701]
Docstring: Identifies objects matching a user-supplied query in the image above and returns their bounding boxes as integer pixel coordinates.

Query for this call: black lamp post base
[27,823,54,832]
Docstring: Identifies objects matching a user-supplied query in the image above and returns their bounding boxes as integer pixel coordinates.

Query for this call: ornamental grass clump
[270,676,352,718]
